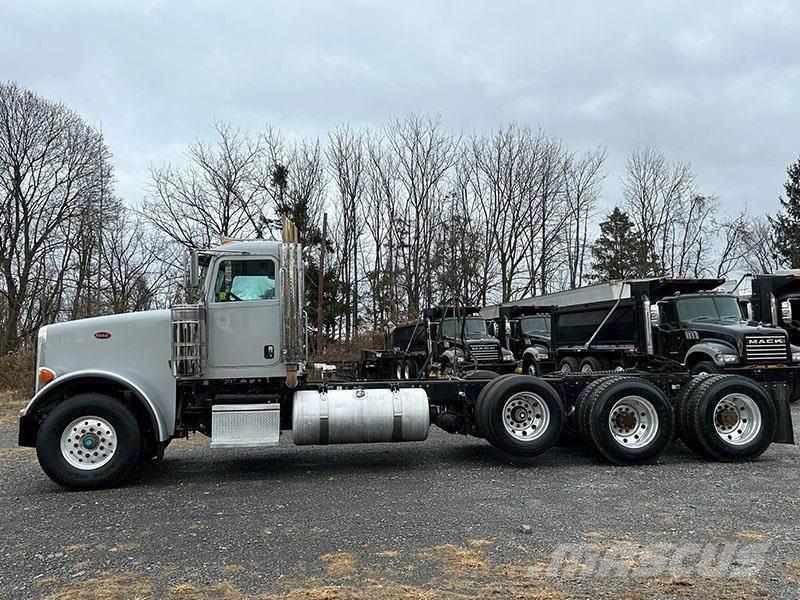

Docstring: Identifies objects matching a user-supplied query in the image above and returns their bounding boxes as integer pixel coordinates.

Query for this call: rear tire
[476,375,564,456]
[577,377,673,465]
[674,374,723,449]
[558,357,580,373]
[403,360,417,380]
[36,393,142,490]
[579,356,604,373]
[682,375,776,462]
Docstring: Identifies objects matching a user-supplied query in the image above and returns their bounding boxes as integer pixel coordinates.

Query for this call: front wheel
[690,361,722,375]
[36,393,142,490]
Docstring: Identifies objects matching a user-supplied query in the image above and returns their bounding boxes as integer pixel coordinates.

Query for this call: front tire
[36,393,142,490]
[690,360,722,375]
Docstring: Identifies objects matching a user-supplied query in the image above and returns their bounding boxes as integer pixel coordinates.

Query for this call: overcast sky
[2,0,798,216]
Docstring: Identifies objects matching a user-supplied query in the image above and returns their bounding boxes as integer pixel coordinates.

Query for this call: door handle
[264,345,274,359]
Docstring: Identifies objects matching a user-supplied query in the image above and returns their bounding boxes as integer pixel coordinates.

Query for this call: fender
[522,345,550,361]
[441,348,466,363]
[684,340,738,365]
[19,369,167,445]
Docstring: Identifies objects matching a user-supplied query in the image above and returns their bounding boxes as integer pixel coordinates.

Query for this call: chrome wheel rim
[714,393,762,445]
[404,362,412,379]
[607,395,659,449]
[527,363,537,376]
[560,363,572,373]
[581,363,593,373]
[502,392,550,442]
[395,363,402,380]
[60,416,117,470]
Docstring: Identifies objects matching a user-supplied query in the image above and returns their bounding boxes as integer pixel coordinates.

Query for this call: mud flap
[764,383,795,444]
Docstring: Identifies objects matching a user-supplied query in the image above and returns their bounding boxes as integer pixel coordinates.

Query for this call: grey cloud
[1,0,798,212]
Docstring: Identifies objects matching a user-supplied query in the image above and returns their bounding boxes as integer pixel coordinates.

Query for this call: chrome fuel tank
[292,388,430,445]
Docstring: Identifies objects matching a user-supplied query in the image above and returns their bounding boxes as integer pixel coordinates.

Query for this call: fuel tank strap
[392,391,403,442]
[319,392,329,445]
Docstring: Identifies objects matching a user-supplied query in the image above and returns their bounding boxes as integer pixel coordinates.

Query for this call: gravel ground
[1,402,799,599]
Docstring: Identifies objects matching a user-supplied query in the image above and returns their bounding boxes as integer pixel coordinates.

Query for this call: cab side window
[213,259,276,302]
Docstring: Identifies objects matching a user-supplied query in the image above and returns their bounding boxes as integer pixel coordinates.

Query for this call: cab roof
[206,239,284,255]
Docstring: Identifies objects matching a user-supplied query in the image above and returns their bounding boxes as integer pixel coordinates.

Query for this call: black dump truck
[547,277,800,375]
[494,305,555,375]
[360,306,516,379]
[750,272,800,345]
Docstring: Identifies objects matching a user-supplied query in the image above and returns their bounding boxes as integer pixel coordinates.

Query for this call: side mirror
[187,250,199,289]
[650,304,661,327]
[781,300,792,322]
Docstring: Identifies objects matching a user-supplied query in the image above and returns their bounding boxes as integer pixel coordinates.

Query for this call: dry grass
[44,572,153,600]
[417,543,491,576]
[321,552,357,577]
[0,350,34,394]
[0,350,33,427]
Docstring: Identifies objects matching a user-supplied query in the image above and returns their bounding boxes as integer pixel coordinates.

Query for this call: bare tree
[386,115,458,315]
[327,125,366,340]
[141,122,268,249]
[562,147,606,288]
[0,82,112,351]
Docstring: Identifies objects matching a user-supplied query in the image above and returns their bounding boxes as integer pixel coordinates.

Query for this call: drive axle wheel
[476,375,564,457]
[578,377,673,465]
[36,393,141,490]
[680,375,776,462]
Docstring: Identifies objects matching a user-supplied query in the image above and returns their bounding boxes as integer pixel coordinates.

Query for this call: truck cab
[496,305,554,375]
[548,277,800,374]
[649,289,800,373]
[750,272,800,346]
[428,307,516,375]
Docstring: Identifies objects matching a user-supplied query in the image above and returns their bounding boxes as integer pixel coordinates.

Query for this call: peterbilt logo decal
[748,338,783,344]
[93,331,111,340]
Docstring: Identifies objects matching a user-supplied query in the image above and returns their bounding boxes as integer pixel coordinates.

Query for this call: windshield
[675,296,743,323]
[440,317,487,339]
[520,316,550,335]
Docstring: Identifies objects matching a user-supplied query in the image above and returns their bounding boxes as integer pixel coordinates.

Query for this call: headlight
[792,351,800,363]
[714,353,738,365]
[502,349,515,361]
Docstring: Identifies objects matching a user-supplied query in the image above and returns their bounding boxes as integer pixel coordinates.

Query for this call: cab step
[210,403,280,448]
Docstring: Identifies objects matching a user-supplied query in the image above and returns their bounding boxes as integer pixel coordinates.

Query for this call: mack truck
[503,277,800,376]
[750,272,800,346]
[17,223,798,489]
[493,305,554,376]
[359,306,516,380]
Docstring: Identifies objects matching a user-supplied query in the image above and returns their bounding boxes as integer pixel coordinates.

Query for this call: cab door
[206,256,281,370]
[654,302,688,360]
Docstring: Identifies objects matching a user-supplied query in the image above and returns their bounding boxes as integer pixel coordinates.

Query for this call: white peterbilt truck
[18,221,798,489]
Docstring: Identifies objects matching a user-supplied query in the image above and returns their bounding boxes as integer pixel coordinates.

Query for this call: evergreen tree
[590,207,656,281]
[770,157,800,268]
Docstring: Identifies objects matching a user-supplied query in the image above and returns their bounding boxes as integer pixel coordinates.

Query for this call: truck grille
[744,336,788,363]
[468,343,500,363]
